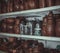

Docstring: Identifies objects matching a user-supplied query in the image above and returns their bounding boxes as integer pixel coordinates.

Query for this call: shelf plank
[0,5,60,20]
[0,33,60,42]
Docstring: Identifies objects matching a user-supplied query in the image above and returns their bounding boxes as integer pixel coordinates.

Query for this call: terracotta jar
[1,23,6,32]
[24,0,37,10]
[13,25,20,34]
[18,48,24,53]
[13,0,20,11]
[55,18,60,37]
[38,42,44,51]
[8,48,18,53]
[42,11,55,36]
[19,0,24,11]
[22,40,28,49]
[46,0,55,7]
[42,16,47,36]
[54,14,60,37]
[21,40,25,45]
[33,46,40,53]
[7,0,13,12]
[7,25,14,33]
[14,18,20,25]
[7,37,17,43]
[12,49,22,53]
[39,0,47,8]
[1,0,7,13]
[28,0,38,9]
[28,47,33,53]
[24,0,29,10]
[19,4,24,11]
[47,11,55,36]
[55,0,60,5]
[16,17,24,23]
[12,49,17,53]
[7,38,18,53]
[0,45,8,52]
[6,18,15,25]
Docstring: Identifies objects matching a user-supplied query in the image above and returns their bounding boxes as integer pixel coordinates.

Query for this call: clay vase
[46,0,55,7]
[24,0,37,10]
[39,0,46,8]
[1,23,7,32]
[13,0,20,11]
[19,0,24,11]
[7,0,13,12]
[7,25,14,33]
[42,16,47,36]
[13,25,20,34]
[47,11,55,36]
[55,18,60,37]
[55,0,60,5]
[6,18,15,25]
[1,0,7,13]
[14,18,20,25]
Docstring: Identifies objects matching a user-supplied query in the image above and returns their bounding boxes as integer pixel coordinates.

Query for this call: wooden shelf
[0,33,60,42]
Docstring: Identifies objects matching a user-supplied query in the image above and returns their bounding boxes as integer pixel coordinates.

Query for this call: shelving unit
[0,0,60,52]
[0,5,60,42]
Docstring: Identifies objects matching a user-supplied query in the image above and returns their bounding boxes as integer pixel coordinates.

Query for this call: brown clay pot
[13,0,20,11]
[24,0,29,10]
[47,12,55,36]
[1,23,7,32]
[19,0,24,11]
[24,0,37,10]
[55,0,60,5]
[28,0,37,9]
[42,11,55,36]
[46,0,55,7]
[14,18,20,25]
[42,16,47,36]
[39,0,46,8]
[7,25,14,33]
[28,47,33,53]
[8,37,16,43]
[13,25,20,34]
[1,0,7,13]
[7,0,13,12]
[6,18,15,25]
[33,46,39,53]
[22,40,28,49]
[55,18,60,37]
[38,42,44,51]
